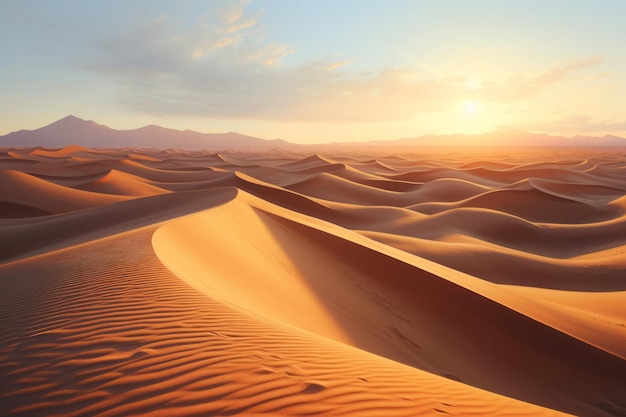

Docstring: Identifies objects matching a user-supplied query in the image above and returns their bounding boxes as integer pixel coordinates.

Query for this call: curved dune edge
[357,230,626,358]
[152,190,625,417]
[0,226,568,417]
[3,146,626,417]
[0,169,130,214]
[0,187,239,264]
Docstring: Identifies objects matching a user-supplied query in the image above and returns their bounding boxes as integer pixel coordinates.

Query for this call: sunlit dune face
[2,146,626,417]
[464,100,479,115]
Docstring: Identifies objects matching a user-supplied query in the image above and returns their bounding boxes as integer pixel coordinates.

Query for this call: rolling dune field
[1,146,625,417]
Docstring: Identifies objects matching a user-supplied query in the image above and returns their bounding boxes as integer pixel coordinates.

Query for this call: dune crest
[1,145,625,417]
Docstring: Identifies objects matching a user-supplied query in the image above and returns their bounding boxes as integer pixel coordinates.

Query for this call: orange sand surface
[1,146,625,417]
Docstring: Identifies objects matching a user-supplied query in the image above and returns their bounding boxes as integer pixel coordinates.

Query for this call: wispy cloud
[83,4,604,124]
[478,57,603,102]
[501,114,626,134]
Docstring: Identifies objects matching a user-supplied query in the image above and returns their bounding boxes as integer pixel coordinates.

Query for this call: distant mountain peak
[48,115,99,128]
[0,116,301,150]
[62,114,84,121]
[2,115,625,149]
[56,114,88,123]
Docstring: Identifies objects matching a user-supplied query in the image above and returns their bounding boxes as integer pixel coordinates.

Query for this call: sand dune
[0,169,129,215]
[1,145,625,417]
[75,169,169,197]
[418,185,622,223]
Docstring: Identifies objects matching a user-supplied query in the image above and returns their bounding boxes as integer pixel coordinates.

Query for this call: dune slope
[1,145,625,417]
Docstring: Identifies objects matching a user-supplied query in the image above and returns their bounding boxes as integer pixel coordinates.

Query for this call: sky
[1,0,625,144]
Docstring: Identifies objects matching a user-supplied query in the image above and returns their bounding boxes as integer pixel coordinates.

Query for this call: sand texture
[1,146,625,417]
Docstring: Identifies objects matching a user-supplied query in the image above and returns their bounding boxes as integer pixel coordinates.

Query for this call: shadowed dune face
[1,145,626,417]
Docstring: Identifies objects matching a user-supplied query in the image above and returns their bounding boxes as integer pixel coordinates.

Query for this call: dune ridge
[1,145,625,417]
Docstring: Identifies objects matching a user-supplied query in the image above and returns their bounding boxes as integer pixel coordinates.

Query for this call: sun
[464,100,479,114]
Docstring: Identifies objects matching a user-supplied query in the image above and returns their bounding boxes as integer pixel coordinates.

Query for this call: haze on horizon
[1,0,625,144]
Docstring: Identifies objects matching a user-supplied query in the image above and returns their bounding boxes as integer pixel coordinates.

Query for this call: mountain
[1,116,625,150]
[0,115,296,150]
[362,130,626,148]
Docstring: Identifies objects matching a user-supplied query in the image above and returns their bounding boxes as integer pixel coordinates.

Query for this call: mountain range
[0,115,293,151]
[1,115,625,150]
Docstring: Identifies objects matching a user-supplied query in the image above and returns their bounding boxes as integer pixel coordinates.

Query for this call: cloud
[82,3,603,124]
[500,114,626,135]
[478,57,603,102]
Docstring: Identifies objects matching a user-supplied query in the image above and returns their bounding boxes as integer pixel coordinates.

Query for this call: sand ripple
[2,146,625,417]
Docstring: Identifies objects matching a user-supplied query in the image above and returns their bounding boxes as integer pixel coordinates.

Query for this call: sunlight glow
[2,1,625,142]
[464,100,479,114]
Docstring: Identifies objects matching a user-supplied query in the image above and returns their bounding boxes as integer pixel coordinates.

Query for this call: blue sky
[1,0,625,143]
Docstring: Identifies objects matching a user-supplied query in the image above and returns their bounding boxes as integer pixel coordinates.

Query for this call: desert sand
[1,145,625,417]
